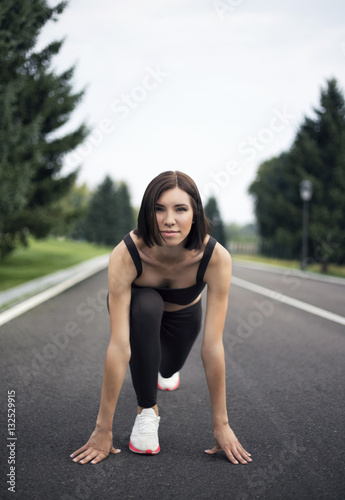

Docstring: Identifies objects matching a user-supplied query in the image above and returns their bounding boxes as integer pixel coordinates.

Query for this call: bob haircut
[134,171,210,250]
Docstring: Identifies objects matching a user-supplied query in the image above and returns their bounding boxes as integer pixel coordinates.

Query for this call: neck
[152,241,187,262]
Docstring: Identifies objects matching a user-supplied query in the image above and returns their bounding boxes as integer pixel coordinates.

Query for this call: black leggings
[108,288,202,408]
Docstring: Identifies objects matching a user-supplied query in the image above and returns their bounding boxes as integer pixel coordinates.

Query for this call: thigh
[159,300,202,377]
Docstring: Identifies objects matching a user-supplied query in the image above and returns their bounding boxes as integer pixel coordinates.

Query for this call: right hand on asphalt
[205,424,252,465]
[70,427,121,465]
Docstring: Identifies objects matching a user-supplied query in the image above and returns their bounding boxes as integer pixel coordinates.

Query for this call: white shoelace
[138,414,158,434]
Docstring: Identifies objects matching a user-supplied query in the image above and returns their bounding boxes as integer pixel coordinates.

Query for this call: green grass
[1,239,344,294]
[232,254,345,278]
[0,238,112,292]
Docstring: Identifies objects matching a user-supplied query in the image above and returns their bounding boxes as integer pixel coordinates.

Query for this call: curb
[232,259,345,286]
[0,254,109,327]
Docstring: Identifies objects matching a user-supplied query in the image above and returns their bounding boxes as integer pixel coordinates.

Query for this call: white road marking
[231,276,345,327]
[233,261,345,286]
[0,259,109,327]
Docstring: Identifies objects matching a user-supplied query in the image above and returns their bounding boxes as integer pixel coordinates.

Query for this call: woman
[70,171,252,465]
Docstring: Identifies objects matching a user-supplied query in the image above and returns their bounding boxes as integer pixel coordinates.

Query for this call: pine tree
[82,176,134,247]
[81,176,134,246]
[204,196,226,246]
[249,78,345,269]
[0,0,88,258]
[115,182,136,240]
[248,153,301,258]
[83,176,118,246]
[291,78,345,269]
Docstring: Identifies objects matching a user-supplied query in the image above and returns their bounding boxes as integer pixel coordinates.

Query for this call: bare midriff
[162,293,202,312]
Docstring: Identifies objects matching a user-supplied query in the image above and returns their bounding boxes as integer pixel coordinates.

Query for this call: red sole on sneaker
[157,380,180,391]
[129,442,160,454]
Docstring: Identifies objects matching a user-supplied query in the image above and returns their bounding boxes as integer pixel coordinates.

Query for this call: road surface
[0,262,344,499]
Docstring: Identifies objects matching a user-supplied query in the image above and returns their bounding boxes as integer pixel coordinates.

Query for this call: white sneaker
[129,408,161,454]
[158,371,180,391]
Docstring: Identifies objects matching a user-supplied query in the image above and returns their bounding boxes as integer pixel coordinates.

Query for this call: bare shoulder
[206,237,232,272]
[204,238,232,292]
[108,239,137,294]
[211,239,232,267]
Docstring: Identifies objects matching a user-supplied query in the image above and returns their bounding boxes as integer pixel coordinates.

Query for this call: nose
[164,210,176,226]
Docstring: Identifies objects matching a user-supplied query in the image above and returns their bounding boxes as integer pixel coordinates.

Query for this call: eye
[155,206,164,212]
[177,207,187,212]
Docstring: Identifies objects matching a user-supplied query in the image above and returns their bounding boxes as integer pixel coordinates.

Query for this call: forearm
[201,344,229,426]
[96,343,131,430]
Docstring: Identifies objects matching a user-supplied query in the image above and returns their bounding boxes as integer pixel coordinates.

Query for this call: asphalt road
[0,263,344,500]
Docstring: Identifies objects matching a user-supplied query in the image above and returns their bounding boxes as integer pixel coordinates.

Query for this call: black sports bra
[123,233,217,305]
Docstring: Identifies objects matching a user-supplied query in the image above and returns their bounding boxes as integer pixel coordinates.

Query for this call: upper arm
[107,241,137,347]
[202,242,232,349]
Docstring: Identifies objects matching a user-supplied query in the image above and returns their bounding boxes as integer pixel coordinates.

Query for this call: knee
[130,288,164,320]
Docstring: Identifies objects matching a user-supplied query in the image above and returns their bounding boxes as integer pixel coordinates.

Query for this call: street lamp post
[299,180,313,270]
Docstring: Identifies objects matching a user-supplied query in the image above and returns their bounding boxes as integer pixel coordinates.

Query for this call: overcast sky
[38,0,345,224]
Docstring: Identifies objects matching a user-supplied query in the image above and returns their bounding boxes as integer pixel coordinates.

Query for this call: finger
[232,447,250,465]
[205,443,221,455]
[224,449,240,465]
[91,452,112,464]
[72,449,94,463]
[70,444,89,458]
[238,444,253,461]
[242,451,253,462]
[79,450,102,465]
[238,443,251,456]
[110,446,121,454]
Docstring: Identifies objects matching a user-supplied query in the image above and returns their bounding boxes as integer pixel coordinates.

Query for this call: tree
[249,78,345,269]
[82,176,135,247]
[291,78,345,270]
[51,182,91,237]
[115,182,136,240]
[248,153,301,259]
[0,0,88,258]
[204,196,226,246]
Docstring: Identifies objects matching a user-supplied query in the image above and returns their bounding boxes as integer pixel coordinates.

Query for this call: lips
[161,230,179,236]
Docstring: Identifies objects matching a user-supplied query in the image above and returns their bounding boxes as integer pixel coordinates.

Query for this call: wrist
[95,419,113,432]
[213,414,229,428]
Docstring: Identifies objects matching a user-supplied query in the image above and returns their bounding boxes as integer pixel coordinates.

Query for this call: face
[155,187,194,245]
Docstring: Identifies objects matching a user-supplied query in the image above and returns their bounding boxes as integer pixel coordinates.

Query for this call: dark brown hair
[134,171,210,250]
